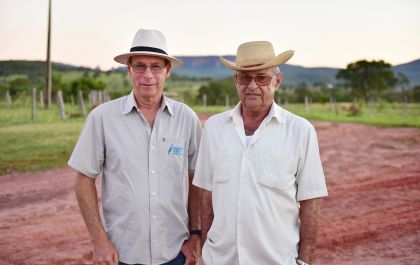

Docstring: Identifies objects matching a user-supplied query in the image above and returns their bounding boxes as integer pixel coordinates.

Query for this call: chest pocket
[211,152,234,183]
[159,137,184,178]
[258,154,298,191]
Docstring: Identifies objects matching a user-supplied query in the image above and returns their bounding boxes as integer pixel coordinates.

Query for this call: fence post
[6,91,11,109]
[39,90,44,108]
[32,88,37,120]
[57,90,66,119]
[402,96,408,119]
[225,94,229,107]
[202,94,207,107]
[304,96,309,113]
[78,90,87,116]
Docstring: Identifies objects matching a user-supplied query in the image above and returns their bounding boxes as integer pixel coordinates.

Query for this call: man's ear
[127,65,132,77]
[165,63,172,79]
[275,72,283,87]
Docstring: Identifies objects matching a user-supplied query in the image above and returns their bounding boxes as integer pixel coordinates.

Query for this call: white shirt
[68,91,202,265]
[193,102,328,265]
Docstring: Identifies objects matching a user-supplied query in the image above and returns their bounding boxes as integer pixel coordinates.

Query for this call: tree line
[197,60,420,105]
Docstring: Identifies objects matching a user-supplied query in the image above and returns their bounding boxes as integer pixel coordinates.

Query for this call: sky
[1,0,419,70]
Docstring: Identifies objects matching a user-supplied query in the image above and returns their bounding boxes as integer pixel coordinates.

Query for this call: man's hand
[93,237,119,265]
[181,235,201,265]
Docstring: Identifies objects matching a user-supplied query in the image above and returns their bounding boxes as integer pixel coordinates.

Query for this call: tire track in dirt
[1,121,419,264]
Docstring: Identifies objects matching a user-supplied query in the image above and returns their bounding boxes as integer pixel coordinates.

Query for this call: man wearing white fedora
[193,41,328,265]
[69,29,202,265]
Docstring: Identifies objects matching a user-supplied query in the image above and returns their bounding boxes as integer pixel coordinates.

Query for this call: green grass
[283,102,420,128]
[0,101,419,175]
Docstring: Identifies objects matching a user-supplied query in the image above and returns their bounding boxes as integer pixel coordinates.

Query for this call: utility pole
[45,0,52,108]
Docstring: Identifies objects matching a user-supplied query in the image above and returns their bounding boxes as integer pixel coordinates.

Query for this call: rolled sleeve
[68,111,105,178]
[296,124,328,201]
[192,124,213,191]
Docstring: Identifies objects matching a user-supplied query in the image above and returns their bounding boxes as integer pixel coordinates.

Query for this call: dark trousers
[119,252,186,265]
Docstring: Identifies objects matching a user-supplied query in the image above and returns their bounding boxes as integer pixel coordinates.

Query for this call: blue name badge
[168,144,183,155]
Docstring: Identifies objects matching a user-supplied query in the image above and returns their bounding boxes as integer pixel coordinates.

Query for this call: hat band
[130,46,168,55]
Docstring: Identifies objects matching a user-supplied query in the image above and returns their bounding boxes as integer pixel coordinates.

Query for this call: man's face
[127,55,171,102]
[234,67,282,112]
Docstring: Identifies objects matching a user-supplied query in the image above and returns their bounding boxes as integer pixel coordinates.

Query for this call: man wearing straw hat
[193,41,328,265]
[69,29,202,265]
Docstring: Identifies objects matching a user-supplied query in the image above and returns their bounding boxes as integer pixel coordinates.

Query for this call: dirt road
[1,121,419,264]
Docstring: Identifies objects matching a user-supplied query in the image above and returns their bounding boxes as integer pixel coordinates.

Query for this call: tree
[8,77,32,96]
[336,60,397,103]
[70,77,105,97]
[397,72,410,97]
[197,79,238,105]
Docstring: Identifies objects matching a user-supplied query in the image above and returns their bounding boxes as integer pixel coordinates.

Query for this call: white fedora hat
[114,29,183,67]
[220,41,293,71]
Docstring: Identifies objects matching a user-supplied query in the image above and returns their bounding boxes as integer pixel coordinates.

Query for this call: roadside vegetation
[1,59,420,174]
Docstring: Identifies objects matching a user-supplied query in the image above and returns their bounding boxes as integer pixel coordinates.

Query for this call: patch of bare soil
[1,121,419,264]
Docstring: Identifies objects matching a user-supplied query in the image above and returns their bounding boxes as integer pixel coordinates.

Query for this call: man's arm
[74,171,118,265]
[181,170,202,264]
[200,189,214,247]
[298,198,321,264]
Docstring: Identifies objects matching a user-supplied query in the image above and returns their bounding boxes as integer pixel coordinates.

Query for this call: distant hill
[393,59,420,87]
[1,58,419,87]
[171,56,420,86]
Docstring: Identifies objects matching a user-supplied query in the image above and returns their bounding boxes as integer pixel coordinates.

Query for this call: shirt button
[151,170,155,174]
[152,215,156,219]
[151,192,156,196]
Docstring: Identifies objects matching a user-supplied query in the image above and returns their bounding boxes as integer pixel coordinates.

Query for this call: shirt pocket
[161,137,185,177]
[258,154,298,191]
[211,152,233,183]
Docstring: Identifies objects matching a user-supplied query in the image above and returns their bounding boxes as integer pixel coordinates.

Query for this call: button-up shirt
[68,91,202,264]
[193,102,328,265]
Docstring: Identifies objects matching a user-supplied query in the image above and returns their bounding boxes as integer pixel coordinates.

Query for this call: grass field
[0,101,419,174]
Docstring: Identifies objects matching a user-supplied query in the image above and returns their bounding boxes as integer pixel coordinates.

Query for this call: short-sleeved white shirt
[68,91,202,265]
[193,102,327,265]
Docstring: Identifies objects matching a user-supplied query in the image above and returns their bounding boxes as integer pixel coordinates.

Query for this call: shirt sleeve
[192,123,213,191]
[296,124,328,201]
[67,111,105,179]
[188,113,202,171]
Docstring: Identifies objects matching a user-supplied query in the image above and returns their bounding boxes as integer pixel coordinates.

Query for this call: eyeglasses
[235,74,273,86]
[130,63,166,74]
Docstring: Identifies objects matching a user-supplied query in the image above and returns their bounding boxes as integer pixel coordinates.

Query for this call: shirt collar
[122,91,174,116]
[226,101,285,124]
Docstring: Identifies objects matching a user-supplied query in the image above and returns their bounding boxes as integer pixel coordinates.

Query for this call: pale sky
[1,0,419,70]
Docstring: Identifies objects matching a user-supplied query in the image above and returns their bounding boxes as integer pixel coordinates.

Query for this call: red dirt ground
[1,120,420,265]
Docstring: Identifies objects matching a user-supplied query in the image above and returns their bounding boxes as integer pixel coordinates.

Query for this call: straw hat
[220,41,294,71]
[114,29,183,67]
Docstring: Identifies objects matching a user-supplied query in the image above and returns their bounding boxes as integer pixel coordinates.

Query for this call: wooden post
[39,90,44,108]
[57,90,66,119]
[6,91,11,109]
[70,94,75,105]
[78,90,86,116]
[225,94,229,107]
[402,96,408,119]
[32,88,37,120]
[202,94,207,107]
[333,97,338,115]
[369,96,374,115]
[330,96,334,112]
[304,96,309,113]
[45,0,52,108]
